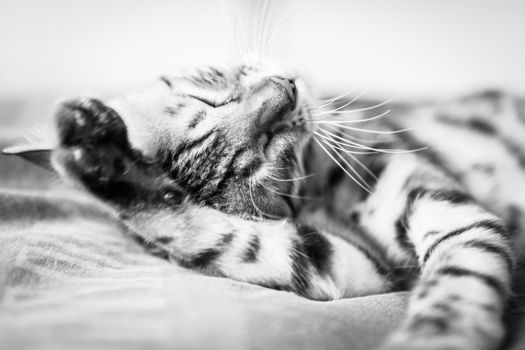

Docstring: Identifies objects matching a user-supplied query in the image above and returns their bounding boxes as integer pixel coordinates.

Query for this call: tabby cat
[13,62,525,349]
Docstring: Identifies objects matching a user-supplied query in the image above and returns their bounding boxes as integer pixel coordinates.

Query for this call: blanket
[0,131,524,350]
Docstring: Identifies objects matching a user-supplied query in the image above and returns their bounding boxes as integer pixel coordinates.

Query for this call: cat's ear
[2,144,54,171]
[2,115,57,171]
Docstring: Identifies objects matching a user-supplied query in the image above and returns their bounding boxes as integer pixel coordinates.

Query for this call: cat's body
[13,63,524,349]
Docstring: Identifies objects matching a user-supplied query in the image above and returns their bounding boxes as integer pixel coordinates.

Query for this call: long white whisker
[312,87,359,108]
[232,16,246,59]
[315,132,376,153]
[234,0,251,60]
[256,0,269,59]
[265,1,294,56]
[313,96,398,116]
[323,124,385,144]
[260,0,276,57]
[315,130,373,150]
[215,0,240,58]
[324,140,374,191]
[248,181,281,220]
[317,128,428,154]
[313,137,372,194]
[319,141,377,155]
[319,84,371,113]
[259,179,310,200]
[312,109,392,124]
[320,124,413,135]
[265,3,288,57]
[345,150,378,182]
[266,172,317,182]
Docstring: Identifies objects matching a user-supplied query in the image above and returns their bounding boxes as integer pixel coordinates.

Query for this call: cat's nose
[252,76,298,133]
[269,76,297,108]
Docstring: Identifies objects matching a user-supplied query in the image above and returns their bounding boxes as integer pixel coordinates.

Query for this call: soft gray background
[1,0,524,98]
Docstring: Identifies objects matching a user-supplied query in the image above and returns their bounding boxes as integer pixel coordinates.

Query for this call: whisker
[313,96,398,116]
[265,1,295,57]
[319,141,376,155]
[232,16,247,59]
[325,141,374,191]
[248,181,282,220]
[312,109,392,124]
[322,124,385,144]
[259,179,310,200]
[313,137,372,194]
[316,128,428,154]
[315,130,372,150]
[319,124,413,135]
[266,172,317,182]
[233,0,252,60]
[315,132,376,153]
[256,0,269,59]
[216,0,240,58]
[312,86,359,108]
[259,0,275,60]
[317,135,376,189]
[344,150,379,182]
[315,85,371,113]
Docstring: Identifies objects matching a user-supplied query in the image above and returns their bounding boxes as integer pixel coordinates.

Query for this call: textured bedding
[0,132,524,350]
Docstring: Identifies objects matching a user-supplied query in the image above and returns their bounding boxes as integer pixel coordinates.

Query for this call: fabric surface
[0,136,524,350]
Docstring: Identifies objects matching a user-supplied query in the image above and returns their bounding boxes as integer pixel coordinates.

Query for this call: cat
[11,62,525,350]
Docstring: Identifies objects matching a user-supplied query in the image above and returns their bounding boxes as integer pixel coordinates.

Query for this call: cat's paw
[56,98,129,149]
[53,97,184,208]
[54,98,134,184]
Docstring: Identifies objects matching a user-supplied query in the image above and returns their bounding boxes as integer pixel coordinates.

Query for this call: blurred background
[0,0,524,136]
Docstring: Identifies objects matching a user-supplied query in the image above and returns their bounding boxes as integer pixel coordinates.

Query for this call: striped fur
[50,63,523,350]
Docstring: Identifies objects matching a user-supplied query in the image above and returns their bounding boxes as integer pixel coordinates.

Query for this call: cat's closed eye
[189,95,239,108]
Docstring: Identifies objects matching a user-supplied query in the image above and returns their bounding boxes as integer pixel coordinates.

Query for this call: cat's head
[93,62,315,219]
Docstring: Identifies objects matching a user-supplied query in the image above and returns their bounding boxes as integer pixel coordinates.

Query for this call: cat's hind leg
[355,154,515,350]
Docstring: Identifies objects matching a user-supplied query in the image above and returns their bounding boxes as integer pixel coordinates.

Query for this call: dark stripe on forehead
[188,67,230,88]
[160,76,172,87]
[169,130,216,161]
[188,110,206,129]
[164,103,186,117]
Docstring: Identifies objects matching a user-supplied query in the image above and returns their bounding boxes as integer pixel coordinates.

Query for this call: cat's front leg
[52,97,391,300]
[357,154,515,350]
